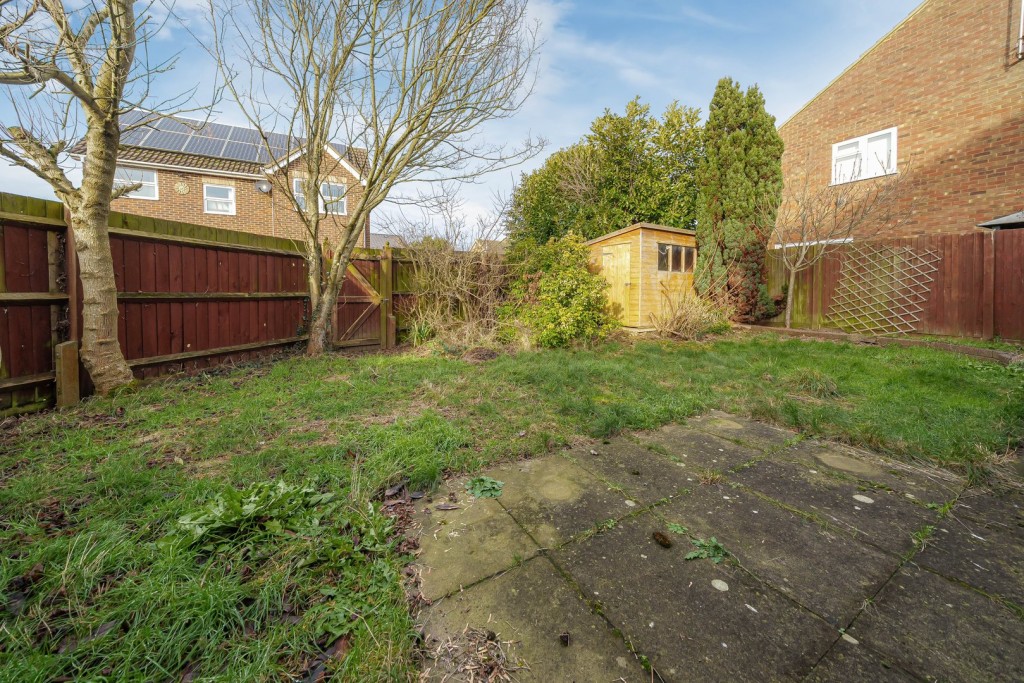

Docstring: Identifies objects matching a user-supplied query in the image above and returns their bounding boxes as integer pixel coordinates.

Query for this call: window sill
[829,169,898,187]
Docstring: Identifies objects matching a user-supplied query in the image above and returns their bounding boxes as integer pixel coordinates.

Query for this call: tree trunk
[304,200,372,356]
[68,202,134,393]
[785,264,798,329]
[306,282,337,356]
[66,116,134,393]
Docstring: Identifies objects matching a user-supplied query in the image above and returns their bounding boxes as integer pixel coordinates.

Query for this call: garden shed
[587,222,697,329]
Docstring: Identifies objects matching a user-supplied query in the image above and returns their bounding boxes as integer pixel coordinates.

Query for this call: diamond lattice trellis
[825,243,941,336]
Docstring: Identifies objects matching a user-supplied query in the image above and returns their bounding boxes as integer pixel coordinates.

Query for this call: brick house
[778,0,1024,239]
[72,111,374,247]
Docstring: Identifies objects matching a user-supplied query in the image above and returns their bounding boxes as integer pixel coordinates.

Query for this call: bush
[402,235,508,348]
[502,232,617,348]
[650,288,732,341]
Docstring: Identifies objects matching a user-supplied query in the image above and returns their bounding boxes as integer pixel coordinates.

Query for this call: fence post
[62,205,80,344]
[380,244,393,349]
[982,230,996,340]
[55,341,80,408]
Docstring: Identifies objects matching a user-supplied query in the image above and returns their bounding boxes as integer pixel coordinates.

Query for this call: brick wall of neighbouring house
[110,152,370,248]
[779,0,1024,238]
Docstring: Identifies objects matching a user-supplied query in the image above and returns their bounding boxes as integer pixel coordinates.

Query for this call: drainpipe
[1019,0,1024,60]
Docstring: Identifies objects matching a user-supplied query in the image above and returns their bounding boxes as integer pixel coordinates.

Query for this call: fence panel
[767,230,1019,341]
[0,194,68,414]
[994,229,1024,341]
[1,191,400,415]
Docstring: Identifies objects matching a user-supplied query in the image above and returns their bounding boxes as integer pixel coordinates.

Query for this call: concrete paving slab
[568,438,693,506]
[916,489,1024,608]
[414,482,539,601]
[418,556,647,682]
[779,439,963,506]
[484,456,633,548]
[730,459,938,555]
[685,409,797,451]
[847,565,1024,682]
[631,424,762,472]
[551,513,836,682]
[804,637,922,682]
[658,486,900,627]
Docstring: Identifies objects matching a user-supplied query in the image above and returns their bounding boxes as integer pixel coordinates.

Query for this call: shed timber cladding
[587,223,697,328]
[778,0,1024,239]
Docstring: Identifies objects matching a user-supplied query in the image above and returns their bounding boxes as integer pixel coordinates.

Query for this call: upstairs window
[113,166,158,199]
[831,127,897,184]
[293,178,308,211]
[657,243,695,273]
[293,178,347,215]
[203,184,235,215]
[320,182,347,215]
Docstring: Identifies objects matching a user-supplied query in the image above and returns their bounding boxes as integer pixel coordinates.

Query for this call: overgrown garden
[2,334,1021,680]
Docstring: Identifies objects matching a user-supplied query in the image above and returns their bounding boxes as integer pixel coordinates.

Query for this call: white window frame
[113,166,158,200]
[293,177,307,212]
[319,181,347,216]
[203,183,236,216]
[830,127,898,185]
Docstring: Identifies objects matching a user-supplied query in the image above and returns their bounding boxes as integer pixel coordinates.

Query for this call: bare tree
[209,0,541,356]
[771,161,911,328]
[0,0,197,392]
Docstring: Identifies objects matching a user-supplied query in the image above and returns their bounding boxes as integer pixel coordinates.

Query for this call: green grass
[1,333,1021,681]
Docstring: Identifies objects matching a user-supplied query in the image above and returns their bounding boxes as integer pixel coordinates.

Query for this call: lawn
[1,333,1021,681]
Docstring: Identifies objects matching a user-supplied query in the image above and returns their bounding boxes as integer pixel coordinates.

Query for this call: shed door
[602,244,631,323]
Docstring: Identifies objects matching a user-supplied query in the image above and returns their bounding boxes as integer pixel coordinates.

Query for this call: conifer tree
[695,78,784,321]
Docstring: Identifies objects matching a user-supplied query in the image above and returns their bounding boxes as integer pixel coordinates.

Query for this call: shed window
[658,243,695,273]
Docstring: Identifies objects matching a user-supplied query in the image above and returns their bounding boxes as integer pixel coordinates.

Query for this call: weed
[666,522,689,535]
[698,469,724,486]
[911,525,936,552]
[465,476,504,499]
[788,368,840,399]
[685,537,730,564]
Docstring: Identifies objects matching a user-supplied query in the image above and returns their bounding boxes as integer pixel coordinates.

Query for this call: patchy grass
[1,332,1021,680]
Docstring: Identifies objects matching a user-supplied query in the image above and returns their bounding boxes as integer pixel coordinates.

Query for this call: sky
[0,0,922,226]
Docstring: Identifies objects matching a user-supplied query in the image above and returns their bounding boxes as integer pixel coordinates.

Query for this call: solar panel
[199,122,233,139]
[228,127,261,145]
[118,110,353,167]
[120,128,151,146]
[151,116,194,134]
[222,141,263,163]
[183,136,227,157]
[144,130,191,152]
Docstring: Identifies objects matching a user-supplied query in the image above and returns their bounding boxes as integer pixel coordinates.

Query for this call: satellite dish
[255,179,273,194]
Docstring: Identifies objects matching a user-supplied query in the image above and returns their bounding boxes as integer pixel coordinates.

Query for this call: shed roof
[585,222,695,246]
[977,211,1024,230]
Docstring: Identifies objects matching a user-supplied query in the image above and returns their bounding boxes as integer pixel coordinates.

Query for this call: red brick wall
[110,152,370,247]
[779,0,1024,238]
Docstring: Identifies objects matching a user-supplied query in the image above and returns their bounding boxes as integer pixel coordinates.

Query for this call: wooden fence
[0,192,411,415]
[766,229,1024,341]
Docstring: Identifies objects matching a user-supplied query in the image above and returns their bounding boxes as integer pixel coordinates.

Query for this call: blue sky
[0,0,922,221]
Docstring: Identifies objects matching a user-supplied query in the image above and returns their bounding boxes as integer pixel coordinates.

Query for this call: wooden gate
[334,247,398,350]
